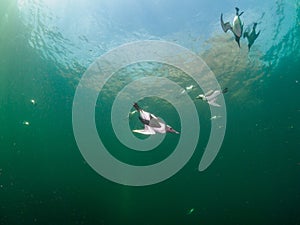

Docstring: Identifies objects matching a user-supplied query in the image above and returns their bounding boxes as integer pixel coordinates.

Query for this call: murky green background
[1,0,299,224]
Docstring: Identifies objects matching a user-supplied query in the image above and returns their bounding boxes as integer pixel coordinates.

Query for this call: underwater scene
[1,0,300,224]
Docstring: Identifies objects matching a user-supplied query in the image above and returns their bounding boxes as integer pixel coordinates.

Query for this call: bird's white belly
[207,90,221,101]
[232,16,242,37]
[153,122,166,133]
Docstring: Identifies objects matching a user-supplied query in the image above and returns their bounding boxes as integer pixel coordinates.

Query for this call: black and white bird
[196,88,228,107]
[132,103,179,135]
[221,7,244,47]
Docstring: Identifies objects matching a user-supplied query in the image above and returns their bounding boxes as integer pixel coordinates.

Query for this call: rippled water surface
[1,0,300,224]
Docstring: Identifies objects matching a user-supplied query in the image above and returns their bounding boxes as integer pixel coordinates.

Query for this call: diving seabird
[221,7,244,47]
[196,88,228,107]
[243,22,260,51]
[132,103,179,135]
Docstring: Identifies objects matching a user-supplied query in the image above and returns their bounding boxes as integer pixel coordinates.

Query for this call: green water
[1,0,300,224]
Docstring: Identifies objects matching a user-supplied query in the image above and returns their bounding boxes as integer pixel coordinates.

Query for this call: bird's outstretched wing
[221,14,232,33]
[205,90,221,102]
[243,31,249,39]
[205,90,214,96]
[208,98,221,107]
[133,125,156,135]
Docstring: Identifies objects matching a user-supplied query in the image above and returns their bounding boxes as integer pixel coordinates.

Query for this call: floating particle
[22,121,30,126]
[186,85,194,90]
[129,110,137,116]
[124,110,138,120]
[210,115,222,120]
[187,208,194,215]
[30,99,36,105]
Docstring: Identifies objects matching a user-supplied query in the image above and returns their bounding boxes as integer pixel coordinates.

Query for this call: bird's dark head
[133,102,140,111]
[166,125,179,134]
